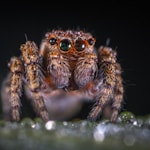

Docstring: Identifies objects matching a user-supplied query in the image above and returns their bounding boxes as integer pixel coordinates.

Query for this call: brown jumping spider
[1,29,124,122]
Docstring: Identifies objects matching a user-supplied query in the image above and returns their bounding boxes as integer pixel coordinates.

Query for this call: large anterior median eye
[60,39,71,51]
[75,39,86,51]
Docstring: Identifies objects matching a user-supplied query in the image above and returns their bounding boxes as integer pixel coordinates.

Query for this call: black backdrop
[0,2,149,117]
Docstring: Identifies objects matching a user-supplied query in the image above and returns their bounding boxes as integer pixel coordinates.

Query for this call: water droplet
[45,121,56,130]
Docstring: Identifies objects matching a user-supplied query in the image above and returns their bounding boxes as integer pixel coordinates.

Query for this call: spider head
[69,30,96,54]
[47,30,95,50]
[40,30,96,61]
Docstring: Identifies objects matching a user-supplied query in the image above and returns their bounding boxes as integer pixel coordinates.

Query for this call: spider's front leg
[91,46,124,122]
[20,41,49,121]
[1,57,23,121]
[81,46,124,122]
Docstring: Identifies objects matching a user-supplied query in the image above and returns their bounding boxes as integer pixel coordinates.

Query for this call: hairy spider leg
[89,46,123,121]
[77,46,124,122]
[20,41,49,121]
[111,62,124,121]
[1,57,23,121]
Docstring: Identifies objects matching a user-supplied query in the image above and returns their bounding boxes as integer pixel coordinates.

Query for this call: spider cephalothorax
[1,29,124,122]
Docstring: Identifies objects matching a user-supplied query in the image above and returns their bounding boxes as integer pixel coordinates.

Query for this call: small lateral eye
[75,39,86,51]
[88,38,95,45]
[49,38,57,45]
[60,39,71,51]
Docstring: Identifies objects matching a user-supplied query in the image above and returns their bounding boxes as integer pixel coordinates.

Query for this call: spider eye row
[49,38,95,51]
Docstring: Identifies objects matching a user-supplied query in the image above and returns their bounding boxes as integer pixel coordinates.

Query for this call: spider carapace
[1,29,124,122]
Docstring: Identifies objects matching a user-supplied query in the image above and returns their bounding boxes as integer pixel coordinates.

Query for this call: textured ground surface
[0,111,150,150]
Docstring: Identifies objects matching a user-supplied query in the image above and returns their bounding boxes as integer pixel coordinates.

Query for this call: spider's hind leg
[1,56,23,121]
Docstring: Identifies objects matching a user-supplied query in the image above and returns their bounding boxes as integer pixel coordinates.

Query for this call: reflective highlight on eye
[60,39,71,51]
[49,38,57,45]
[75,39,86,51]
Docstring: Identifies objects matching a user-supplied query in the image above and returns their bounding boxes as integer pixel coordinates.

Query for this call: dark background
[0,2,149,117]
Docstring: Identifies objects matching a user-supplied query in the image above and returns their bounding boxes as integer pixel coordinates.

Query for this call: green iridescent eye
[49,38,57,45]
[75,39,86,51]
[60,39,71,51]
